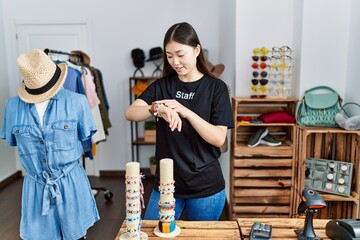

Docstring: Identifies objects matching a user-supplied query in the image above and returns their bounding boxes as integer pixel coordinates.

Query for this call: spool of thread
[338,177,345,185]
[341,165,348,174]
[338,185,345,194]
[326,182,333,192]
[327,173,334,182]
[329,162,335,171]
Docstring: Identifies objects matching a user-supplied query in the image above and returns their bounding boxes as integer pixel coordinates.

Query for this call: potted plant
[149,156,157,176]
[144,120,156,142]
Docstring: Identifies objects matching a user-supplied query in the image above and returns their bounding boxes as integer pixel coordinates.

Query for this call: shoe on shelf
[247,127,269,147]
[260,134,282,146]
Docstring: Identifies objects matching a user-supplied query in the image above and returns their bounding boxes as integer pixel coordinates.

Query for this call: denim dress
[0,88,100,240]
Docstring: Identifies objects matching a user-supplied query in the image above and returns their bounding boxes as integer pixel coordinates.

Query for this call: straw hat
[17,49,68,103]
[205,60,225,77]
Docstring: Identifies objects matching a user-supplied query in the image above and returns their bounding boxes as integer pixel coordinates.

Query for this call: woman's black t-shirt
[139,74,234,198]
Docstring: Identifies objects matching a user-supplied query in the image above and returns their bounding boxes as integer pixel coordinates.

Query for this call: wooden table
[237,218,331,239]
[115,220,240,239]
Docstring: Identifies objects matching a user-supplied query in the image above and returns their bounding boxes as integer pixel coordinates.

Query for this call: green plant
[144,120,156,130]
[149,156,157,165]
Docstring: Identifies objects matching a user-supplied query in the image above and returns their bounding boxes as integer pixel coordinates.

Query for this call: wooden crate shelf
[292,126,360,219]
[233,143,293,158]
[230,97,298,219]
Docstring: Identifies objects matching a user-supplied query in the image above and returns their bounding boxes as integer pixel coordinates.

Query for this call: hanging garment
[66,61,106,143]
[90,67,112,135]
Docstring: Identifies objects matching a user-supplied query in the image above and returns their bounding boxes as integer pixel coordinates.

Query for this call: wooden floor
[0,173,228,240]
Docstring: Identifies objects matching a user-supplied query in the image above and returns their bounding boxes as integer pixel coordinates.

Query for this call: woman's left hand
[157,99,190,119]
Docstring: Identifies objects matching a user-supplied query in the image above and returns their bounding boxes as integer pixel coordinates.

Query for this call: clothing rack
[44,48,84,63]
[45,48,113,200]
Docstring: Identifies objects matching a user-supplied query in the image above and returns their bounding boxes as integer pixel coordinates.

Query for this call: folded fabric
[259,111,296,123]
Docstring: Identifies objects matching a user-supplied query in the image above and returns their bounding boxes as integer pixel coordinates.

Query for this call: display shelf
[321,192,359,202]
[230,97,298,219]
[292,126,360,219]
[236,123,296,127]
[129,76,157,162]
[133,138,156,145]
[233,141,293,158]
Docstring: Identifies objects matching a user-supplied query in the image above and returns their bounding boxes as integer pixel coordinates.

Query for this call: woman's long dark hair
[162,22,213,78]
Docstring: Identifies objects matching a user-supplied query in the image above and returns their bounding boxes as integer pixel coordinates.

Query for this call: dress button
[40,140,44,144]
[43,159,46,163]
[64,125,68,129]
[16,130,19,134]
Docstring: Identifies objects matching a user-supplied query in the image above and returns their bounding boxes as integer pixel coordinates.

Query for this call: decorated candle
[121,162,147,240]
[154,158,180,236]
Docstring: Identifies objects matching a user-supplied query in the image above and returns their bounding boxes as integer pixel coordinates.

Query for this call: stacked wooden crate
[230,97,298,219]
[292,126,360,219]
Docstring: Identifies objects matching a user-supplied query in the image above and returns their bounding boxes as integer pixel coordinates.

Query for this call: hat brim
[71,50,91,65]
[146,54,163,62]
[18,63,68,103]
[210,64,225,77]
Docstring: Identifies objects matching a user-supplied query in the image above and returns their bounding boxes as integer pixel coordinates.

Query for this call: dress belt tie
[27,161,79,216]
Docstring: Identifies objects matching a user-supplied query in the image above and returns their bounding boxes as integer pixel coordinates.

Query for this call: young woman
[125,22,234,220]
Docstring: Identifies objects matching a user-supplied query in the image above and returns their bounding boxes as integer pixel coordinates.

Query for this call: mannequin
[1,49,99,240]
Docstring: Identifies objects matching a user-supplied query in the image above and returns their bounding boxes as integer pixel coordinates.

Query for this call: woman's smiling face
[165,40,200,78]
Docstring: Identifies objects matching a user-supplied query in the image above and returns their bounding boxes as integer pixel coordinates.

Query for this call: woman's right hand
[157,104,182,132]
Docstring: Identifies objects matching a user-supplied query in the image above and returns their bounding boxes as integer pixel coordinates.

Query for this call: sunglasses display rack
[251,46,293,98]
[268,46,293,98]
[305,157,353,197]
[251,47,270,98]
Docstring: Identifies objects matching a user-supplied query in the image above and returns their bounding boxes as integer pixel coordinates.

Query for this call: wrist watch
[149,102,163,117]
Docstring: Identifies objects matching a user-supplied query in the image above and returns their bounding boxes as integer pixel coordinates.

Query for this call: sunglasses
[253,47,269,56]
[251,79,269,85]
[252,56,269,61]
[253,71,268,78]
[260,47,269,56]
[270,80,285,85]
[251,62,268,69]
[260,71,268,78]
[251,85,267,93]
[250,94,267,99]
[272,46,293,54]
[279,62,292,70]
[268,88,291,96]
[269,72,292,79]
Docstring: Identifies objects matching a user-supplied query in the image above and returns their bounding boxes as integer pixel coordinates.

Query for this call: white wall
[236,0,295,97]
[299,0,351,97]
[0,0,17,182]
[345,0,360,111]
[235,0,359,105]
[0,0,222,178]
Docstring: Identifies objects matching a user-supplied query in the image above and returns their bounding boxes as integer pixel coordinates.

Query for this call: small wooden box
[144,130,156,142]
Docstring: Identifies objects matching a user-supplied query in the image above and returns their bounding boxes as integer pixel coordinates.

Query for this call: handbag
[335,102,360,130]
[296,86,342,127]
